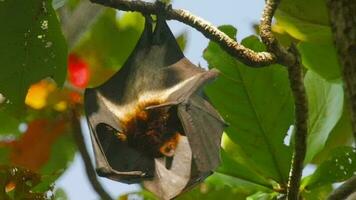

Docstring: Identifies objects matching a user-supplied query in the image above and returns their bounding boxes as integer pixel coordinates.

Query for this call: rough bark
[327,0,356,141]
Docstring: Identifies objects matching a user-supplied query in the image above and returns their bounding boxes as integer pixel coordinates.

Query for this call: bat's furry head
[120,101,184,158]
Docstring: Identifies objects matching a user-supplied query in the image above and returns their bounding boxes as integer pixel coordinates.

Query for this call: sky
[55,1,265,199]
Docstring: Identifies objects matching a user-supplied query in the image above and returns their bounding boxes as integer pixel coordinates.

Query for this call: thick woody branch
[326,1,356,198]
[327,0,356,141]
[71,109,113,200]
[260,1,307,199]
[90,0,277,67]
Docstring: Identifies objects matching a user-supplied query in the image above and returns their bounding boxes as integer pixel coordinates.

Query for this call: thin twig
[260,0,308,199]
[71,108,113,200]
[90,0,277,67]
[327,176,356,200]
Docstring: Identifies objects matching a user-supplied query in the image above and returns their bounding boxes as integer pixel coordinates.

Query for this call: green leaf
[0,0,68,107]
[312,103,354,164]
[177,173,272,200]
[75,9,144,71]
[304,71,344,163]
[274,0,331,43]
[301,184,332,200]
[303,146,356,189]
[0,110,21,136]
[54,188,68,200]
[298,42,341,82]
[204,26,294,186]
[176,31,188,52]
[278,0,329,26]
[52,0,67,9]
[246,191,278,200]
[217,147,272,188]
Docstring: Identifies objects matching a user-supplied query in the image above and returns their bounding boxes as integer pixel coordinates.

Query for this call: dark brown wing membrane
[178,94,226,172]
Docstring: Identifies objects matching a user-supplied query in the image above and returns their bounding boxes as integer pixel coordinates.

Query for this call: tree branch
[326,0,356,141]
[90,0,277,67]
[327,176,356,200]
[285,45,307,200]
[259,0,295,66]
[71,108,113,200]
[326,2,356,198]
[259,1,307,199]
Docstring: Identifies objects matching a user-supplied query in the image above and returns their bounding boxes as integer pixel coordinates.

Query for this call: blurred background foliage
[0,0,354,199]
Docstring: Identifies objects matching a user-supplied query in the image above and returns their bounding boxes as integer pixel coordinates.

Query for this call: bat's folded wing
[177,94,226,173]
[85,88,155,183]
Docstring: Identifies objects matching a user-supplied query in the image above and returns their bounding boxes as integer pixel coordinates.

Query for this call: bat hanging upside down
[84,15,226,199]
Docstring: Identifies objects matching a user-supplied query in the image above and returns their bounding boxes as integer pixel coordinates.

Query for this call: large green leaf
[303,146,356,189]
[301,184,333,200]
[204,26,294,186]
[274,0,331,43]
[0,110,21,136]
[304,71,344,163]
[52,0,67,9]
[312,103,354,164]
[178,173,273,200]
[0,0,67,107]
[75,9,144,71]
[278,0,329,25]
[298,42,341,82]
[246,191,278,200]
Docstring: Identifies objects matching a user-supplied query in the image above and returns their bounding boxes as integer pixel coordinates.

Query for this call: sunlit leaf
[0,0,67,107]
[246,191,278,200]
[303,146,356,189]
[204,26,294,187]
[75,9,144,70]
[274,0,331,43]
[298,42,341,82]
[304,71,344,163]
[177,173,272,200]
[301,184,332,200]
[52,0,67,9]
[312,103,354,164]
[54,188,68,200]
[176,31,188,51]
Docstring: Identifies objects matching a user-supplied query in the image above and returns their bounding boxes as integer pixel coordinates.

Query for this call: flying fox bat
[84,15,226,199]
